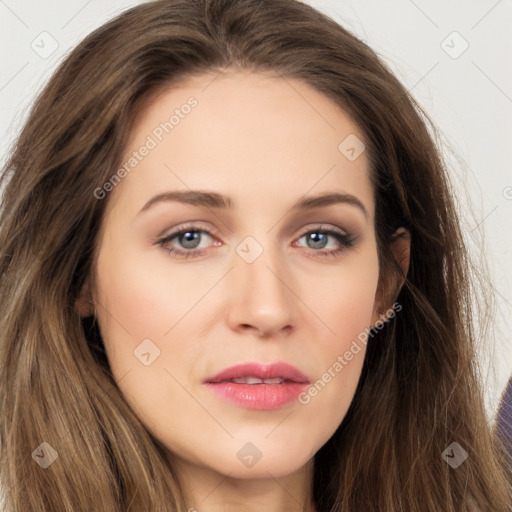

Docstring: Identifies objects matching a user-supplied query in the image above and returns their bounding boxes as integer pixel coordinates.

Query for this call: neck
[173,455,316,512]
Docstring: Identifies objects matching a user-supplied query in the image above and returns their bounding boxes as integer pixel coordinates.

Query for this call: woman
[0,0,510,510]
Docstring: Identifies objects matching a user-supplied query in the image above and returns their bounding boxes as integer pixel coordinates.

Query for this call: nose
[226,243,296,339]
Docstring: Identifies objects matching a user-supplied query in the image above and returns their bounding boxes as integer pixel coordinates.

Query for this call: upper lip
[204,362,310,384]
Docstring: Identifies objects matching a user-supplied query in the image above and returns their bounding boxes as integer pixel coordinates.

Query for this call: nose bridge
[229,231,295,333]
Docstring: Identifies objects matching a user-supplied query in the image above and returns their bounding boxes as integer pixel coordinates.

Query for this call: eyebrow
[138,190,368,219]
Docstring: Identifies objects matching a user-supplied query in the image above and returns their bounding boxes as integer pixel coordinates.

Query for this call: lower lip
[205,382,308,410]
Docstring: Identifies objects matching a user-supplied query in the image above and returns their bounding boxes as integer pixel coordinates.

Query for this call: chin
[200,441,316,479]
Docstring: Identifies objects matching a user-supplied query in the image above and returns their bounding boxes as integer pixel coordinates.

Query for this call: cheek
[307,248,380,344]
[92,241,202,435]
[94,240,195,344]
[299,253,379,414]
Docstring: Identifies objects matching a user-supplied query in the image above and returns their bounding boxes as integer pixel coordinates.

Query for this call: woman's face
[87,70,381,479]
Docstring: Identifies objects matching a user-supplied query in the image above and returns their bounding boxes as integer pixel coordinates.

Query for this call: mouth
[203,362,310,410]
[204,361,310,384]
[218,377,294,384]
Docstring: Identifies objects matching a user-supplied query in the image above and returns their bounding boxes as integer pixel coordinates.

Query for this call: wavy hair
[1,0,510,510]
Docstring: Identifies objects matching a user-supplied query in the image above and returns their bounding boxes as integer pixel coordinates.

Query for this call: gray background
[0,0,510,420]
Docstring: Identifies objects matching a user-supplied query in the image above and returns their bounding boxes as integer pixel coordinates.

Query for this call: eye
[294,226,357,258]
[155,223,357,259]
[156,224,218,259]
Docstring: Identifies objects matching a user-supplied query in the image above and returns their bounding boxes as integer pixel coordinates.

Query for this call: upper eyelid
[159,223,219,241]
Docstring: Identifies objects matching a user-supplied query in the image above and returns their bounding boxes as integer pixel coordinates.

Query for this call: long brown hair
[0,0,510,510]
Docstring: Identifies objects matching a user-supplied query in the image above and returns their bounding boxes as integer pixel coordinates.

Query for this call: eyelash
[155,223,358,260]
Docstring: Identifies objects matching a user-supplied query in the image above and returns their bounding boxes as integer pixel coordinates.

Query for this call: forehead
[106,70,373,219]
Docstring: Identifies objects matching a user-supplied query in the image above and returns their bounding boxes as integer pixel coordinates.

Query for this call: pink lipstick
[203,362,309,410]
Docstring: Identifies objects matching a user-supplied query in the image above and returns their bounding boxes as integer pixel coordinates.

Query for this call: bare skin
[77,70,410,512]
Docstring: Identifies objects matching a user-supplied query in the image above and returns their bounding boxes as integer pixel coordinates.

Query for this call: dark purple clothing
[496,376,512,468]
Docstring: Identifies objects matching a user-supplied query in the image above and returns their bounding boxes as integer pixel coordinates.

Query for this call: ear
[74,280,95,318]
[371,227,411,325]
[389,227,411,284]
